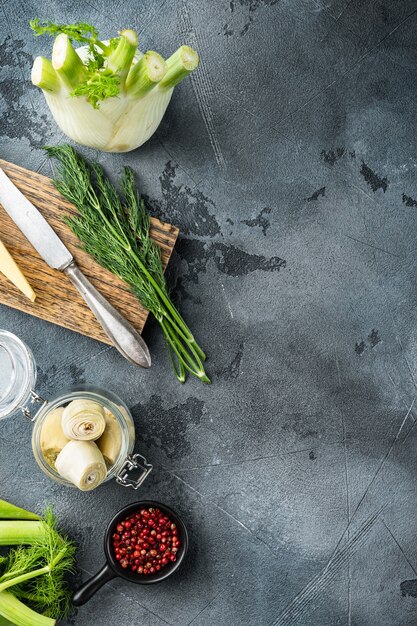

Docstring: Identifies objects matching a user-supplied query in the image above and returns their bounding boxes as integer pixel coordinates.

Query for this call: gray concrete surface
[1,1,417,624]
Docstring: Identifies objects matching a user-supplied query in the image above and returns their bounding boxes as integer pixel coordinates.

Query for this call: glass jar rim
[0,330,36,420]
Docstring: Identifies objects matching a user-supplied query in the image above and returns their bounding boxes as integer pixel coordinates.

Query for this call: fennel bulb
[30,20,199,152]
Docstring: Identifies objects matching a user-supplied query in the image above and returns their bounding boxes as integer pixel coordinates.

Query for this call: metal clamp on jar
[0,329,152,491]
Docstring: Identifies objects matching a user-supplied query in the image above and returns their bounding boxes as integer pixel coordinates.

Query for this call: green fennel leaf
[30,18,98,43]
[72,70,120,108]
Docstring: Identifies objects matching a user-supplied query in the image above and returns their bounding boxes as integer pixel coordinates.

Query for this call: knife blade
[0,167,151,368]
[0,168,72,270]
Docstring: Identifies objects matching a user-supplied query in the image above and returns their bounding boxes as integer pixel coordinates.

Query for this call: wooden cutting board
[0,159,179,344]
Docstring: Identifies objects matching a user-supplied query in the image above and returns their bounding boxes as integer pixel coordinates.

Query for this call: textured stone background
[1,1,417,625]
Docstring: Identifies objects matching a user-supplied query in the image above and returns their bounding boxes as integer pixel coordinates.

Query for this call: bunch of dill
[45,144,210,384]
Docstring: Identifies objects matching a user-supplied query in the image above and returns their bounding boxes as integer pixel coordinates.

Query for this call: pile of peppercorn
[112,506,181,575]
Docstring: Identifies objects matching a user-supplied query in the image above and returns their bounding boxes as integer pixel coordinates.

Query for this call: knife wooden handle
[64,262,151,368]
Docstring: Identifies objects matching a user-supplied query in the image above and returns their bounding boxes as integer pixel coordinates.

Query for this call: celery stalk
[0,592,55,626]
[0,501,40,522]
[0,522,46,546]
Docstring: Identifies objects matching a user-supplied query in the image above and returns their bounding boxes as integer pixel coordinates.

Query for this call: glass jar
[0,329,152,490]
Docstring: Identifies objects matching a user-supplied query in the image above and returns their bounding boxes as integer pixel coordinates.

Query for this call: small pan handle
[72,563,117,606]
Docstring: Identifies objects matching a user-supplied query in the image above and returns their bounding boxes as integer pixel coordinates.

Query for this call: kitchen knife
[0,167,151,368]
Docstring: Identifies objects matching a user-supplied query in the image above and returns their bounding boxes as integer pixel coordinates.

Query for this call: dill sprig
[45,144,210,384]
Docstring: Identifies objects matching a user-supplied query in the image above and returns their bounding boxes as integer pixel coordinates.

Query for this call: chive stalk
[159,45,199,90]
[0,592,55,626]
[30,57,60,93]
[107,29,138,87]
[126,51,166,98]
[0,522,46,546]
[52,33,86,89]
[0,500,40,521]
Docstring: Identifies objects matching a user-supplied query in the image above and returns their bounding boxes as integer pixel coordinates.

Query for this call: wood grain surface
[0,159,179,344]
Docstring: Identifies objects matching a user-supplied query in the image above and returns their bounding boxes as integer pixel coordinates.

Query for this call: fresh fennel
[0,505,75,626]
[30,19,199,151]
[45,144,210,384]
[0,501,40,522]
